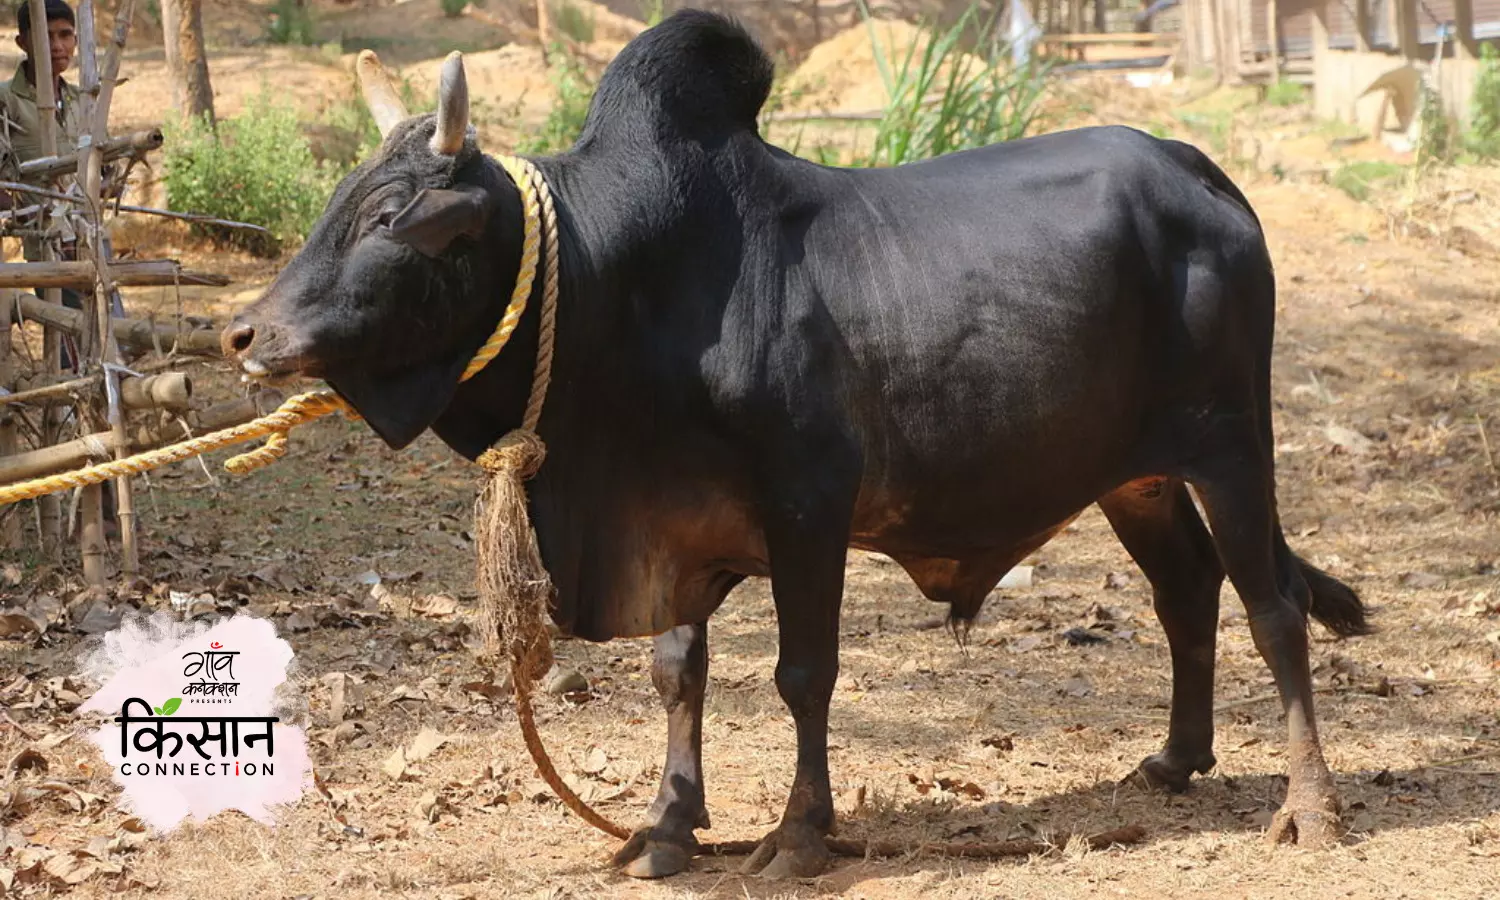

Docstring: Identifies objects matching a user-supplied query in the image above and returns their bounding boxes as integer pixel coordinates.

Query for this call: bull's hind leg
[613,622,710,879]
[1099,478,1225,792]
[1189,434,1343,848]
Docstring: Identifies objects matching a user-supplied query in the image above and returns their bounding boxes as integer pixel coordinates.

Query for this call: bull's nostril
[224,323,256,355]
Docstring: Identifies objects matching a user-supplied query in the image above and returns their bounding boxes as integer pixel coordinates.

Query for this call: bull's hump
[587,9,775,140]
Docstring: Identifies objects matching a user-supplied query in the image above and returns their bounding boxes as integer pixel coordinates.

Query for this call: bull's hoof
[1124,750,1217,793]
[1267,802,1341,849]
[739,825,831,879]
[611,826,697,879]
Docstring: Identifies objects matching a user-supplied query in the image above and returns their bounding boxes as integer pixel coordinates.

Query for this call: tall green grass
[857,0,1051,167]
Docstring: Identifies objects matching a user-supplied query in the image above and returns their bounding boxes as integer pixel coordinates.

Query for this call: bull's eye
[376,208,398,229]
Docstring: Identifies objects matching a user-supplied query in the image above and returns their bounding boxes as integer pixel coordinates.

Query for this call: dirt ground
[3,2,1500,898]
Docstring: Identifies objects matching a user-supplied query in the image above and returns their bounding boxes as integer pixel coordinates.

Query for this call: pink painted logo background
[77,612,313,832]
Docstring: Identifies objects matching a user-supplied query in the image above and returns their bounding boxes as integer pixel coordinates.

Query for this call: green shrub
[265,0,316,46]
[516,47,596,155]
[1417,79,1453,167]
[857,0,1051,167]
[1264,80,1307,107]
[1329,160,1406,203]
[1467,43,1500,159]
[440,0,470,18]
[161,90,341,256]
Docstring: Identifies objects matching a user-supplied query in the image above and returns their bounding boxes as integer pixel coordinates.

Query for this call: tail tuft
[1299,557,1373,638]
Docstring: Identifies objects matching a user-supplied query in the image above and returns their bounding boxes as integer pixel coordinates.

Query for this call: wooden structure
[1177,0,1500,100]
[0,0,271,591]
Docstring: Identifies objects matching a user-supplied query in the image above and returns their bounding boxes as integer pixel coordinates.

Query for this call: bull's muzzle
[219,317,306,380]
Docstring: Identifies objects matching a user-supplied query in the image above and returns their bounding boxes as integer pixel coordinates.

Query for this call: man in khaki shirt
[1,0,122,533]
[0,0,84,181]
[0,0,87,260]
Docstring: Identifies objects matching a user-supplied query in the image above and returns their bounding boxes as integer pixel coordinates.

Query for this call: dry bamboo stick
[0,293,19,548]
[78,0,139,578]
[10,293,223,356]
[74,0,108,586]
[1,357,186,405]
[0,391,281,485]
[0,259,229,289]
[26,0,65,556]
[15,128,162,181]
[2,370,191,410]
[0,181,268,234]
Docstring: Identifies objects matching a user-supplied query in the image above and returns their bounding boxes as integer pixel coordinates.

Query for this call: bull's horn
[431,51,469,156]
[356,49,408,139]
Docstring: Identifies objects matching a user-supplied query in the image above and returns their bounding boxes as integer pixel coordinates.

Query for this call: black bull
[222,10,1372,880]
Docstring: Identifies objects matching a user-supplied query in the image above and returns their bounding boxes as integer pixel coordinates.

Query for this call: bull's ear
[325,353,469,450]
[387,184,495,258]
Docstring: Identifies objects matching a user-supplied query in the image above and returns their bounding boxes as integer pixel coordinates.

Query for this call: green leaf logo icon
[154,697,182,716]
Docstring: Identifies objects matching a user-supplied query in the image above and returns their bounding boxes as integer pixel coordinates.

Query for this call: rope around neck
[0,154,548,508]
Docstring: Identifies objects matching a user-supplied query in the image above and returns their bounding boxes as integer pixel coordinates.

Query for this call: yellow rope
[0,390,353,506]
[0,154,551,507]
[461,155,543,384]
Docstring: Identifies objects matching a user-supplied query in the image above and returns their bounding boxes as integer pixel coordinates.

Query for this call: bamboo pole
[0,392,281,486]
[0,259,230,289]
[10,292,224,356]
[78,0,140,578]
[15,128,161,181]
[26,0,64,556]
[74,0,107,586]
[0,295,18,548]
[3,370,192,411]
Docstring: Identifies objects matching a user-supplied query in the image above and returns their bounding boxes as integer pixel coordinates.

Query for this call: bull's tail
[1294,550,1374,638]
[1158,137,1262,232]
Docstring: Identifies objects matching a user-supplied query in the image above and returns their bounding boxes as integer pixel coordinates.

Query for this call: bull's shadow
[549,761,1499,898]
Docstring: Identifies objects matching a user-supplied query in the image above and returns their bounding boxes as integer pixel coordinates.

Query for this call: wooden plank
[1044,33,1178,43]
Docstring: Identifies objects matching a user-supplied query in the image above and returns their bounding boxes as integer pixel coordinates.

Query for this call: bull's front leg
[741,478,856,880]
[613,622,710,879]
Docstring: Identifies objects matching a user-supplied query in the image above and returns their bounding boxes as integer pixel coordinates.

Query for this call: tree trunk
[161,0,182,113]
[166,0,214,124]
[1094,0,1107,32]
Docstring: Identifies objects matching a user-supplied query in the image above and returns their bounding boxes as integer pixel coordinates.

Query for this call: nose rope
[0,153,547,507]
